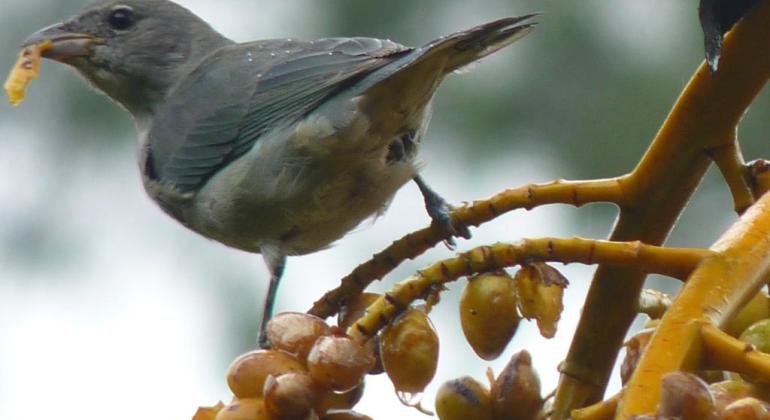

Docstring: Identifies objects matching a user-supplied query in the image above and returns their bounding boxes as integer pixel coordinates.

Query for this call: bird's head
[23,0,232,118]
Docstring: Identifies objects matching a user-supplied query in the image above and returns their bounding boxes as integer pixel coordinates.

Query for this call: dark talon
[413,175,471,246]
[258,331,271,349]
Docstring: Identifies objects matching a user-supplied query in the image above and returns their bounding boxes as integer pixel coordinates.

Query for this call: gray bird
[21,0,535,346]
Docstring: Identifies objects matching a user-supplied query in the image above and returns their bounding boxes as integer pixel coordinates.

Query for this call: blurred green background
[1,1,768,419]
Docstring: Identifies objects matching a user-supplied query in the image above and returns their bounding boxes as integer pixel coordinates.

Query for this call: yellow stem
[308,178,624,318]
[570,392,620,420]
[710,138,754,214]
[554,2,770,416]
[701,323,770,381]
[345,238,711,342]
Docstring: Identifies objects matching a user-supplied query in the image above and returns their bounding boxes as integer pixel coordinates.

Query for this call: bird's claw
[414,175,471,249]
[258,331,271,349]
[426,197,471,250]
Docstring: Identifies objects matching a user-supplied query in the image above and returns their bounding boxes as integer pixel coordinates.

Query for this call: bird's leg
[259,248,287,349]
[413,175,471,248]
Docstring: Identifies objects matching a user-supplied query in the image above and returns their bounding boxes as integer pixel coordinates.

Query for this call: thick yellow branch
[701,323,770,381]
[345,238,711,342]
[619,192,770,418]
[308,178,624,318]
[554,2,770,416]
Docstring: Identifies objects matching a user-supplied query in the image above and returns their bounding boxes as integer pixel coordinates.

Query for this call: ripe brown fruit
[264,372,323,419]
[315,382,365,414]
[460,272,520,360]
[226,350,305,398]
[215,399,273,420]
[620,328,655,384]
[267,312,332,361]
[193,402,225,420]
[435,376,494,420]
[491,350,542,420]
[658,372,716,419]
[514,263,568,338]
[380,307,440,394]
[307,335,374,392]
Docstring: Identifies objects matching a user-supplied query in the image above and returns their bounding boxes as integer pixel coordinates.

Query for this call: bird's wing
[146,38,410,193]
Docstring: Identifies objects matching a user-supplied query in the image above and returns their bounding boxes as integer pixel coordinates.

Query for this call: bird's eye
[107,6,136,30]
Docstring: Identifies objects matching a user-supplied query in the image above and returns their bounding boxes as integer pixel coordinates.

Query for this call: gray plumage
[22,0,535,342]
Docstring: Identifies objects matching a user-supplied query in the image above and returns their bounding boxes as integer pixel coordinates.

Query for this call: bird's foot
[414,176,472,249]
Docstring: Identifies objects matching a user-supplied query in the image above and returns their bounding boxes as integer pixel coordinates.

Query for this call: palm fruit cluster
[194,312,374,420]
[192,261,568,419]
[194,290,444,420]
[435,350,544,420]
[460,263,568,361]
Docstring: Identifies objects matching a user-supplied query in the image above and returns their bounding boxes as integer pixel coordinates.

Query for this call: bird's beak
[22,23,99,62]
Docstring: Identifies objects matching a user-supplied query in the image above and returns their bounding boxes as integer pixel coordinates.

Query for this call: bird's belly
[188,158,417,255]
[182,120,421,255]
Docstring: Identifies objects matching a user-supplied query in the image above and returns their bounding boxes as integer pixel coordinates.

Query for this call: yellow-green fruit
[227,350,305,398]
[710,380,753,411]
[435,376,494,420]
[381,308,439,393]
[721,397,770,420]
[492,350,542,420]
[727,292,770,336]
[739,319,770,384]
[215,399,273,420]
[740,319,770,352]
[460,272,520,361]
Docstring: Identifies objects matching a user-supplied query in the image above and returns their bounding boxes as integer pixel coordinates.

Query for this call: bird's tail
[357,14,537,117]
[424,13,538,74]
[365,14,537,87]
